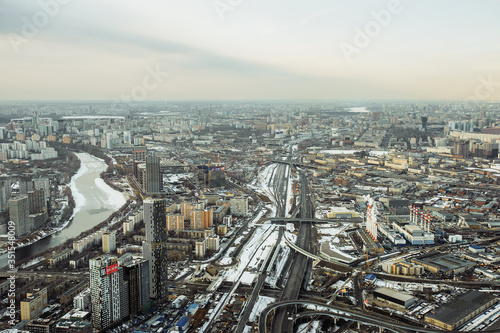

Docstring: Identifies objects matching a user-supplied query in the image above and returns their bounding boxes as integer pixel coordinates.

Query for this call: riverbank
[0,148,80,252]
[0,151,131,268]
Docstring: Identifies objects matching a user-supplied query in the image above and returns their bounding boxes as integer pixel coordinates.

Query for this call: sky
[0,0,499,101]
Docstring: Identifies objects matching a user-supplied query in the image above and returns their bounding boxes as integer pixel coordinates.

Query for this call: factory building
[357,229,384,254]
[382,260,424,276]
[425,291,498,331]
[392,221,434,245]
[372,287,416,310]
[410,252,475,275]
[378,225,406,246]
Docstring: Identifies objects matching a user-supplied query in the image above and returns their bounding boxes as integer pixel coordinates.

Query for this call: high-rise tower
[89,255,129,331]
[145,155,162,194]
[143,198,168,299]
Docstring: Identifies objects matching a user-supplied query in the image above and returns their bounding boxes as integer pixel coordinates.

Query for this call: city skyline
[1,0,499,101]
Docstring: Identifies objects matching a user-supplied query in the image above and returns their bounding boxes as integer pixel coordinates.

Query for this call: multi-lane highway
[271,171,314,333]
[260,300,500,333]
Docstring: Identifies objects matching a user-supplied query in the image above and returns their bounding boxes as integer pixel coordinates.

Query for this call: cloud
[260,9,335,36]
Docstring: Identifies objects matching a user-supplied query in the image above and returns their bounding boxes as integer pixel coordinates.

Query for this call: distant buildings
[0,175,12,212]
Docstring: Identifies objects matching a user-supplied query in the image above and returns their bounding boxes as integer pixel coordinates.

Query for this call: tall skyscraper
[89,255,129,331]
[0,175,12,212]
[121,256,150,316]
[145,155,162,194]
[9,195,30,237]
[143,198,168,299]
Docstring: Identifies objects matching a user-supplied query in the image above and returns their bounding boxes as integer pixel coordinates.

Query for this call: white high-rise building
[89,255,129,331]
[365,196,378,241]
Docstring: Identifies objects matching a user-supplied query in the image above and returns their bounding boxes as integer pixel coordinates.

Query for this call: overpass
[269,217,361,225]
[283,232,352,269]
[259,300,499,333]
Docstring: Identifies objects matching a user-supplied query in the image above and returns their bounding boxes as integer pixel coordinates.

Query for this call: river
[0,153,126,268]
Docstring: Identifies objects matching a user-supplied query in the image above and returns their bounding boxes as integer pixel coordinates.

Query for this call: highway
[271,171,314,333]
[260,300,500,333]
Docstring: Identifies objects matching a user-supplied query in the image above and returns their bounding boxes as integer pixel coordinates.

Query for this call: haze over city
[2,2,500,333]
[1,0,500,101]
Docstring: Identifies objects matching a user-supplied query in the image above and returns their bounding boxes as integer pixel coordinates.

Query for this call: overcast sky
[1,0,499,101]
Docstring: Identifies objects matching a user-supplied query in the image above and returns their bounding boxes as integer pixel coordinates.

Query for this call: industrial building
[392,221,434,245]
[372,287,416,310]
[326,206,359,219]
[410,252,475,275]
[357,229,384,254]
[425,291,498,331]
[378,225,406,246]
[382,260,424,276]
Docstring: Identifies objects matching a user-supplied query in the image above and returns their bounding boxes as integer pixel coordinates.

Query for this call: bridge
[269,217,361,224]
[282,232,352,268]
[259,300,498,333]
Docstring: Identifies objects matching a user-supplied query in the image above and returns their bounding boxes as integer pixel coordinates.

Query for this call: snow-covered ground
[69,155,89,217]
[247,295,275,322]
[316,225,356,261]
[224,225,279,283]
[297,321,321,333]
[216,257,232,265]
[164,173,190,183]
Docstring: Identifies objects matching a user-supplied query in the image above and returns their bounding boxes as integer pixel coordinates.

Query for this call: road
[260,300,500,333]
[271,170,314,333]
[0,270,89,279]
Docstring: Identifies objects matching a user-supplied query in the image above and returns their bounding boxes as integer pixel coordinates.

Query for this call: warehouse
[410,252,475,275]
[357,229,384,254]
[372,287,416,310]
[425,291,498,331]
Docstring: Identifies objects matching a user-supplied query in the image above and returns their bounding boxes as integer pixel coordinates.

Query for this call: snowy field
[224,224,279,283]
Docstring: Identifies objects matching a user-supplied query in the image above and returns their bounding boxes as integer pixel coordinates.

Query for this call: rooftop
[426,291,496,325]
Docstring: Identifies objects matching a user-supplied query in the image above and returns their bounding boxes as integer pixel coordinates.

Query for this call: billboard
[101,263,118,276]
[106,263,118,275]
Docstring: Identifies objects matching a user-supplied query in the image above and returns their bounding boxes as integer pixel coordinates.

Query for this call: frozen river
[0,153,126,268]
